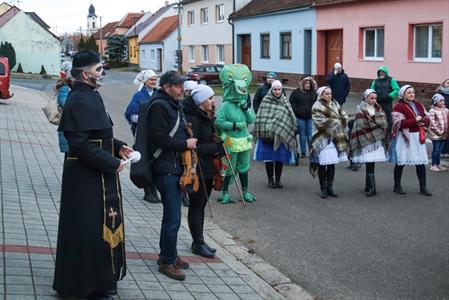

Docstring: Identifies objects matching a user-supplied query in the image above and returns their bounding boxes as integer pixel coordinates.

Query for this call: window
[280,32,292,59]
[201,45,209,62]
[216,4,225,22]
[200,8,208,24]
[151,49,155,61]
[260,33,270,59]
[414,23,442,62]
[364,28,384,59]
[188,46,195,62]
[92,22,95,28]
[216,45,225,63]
[187,10,195,26]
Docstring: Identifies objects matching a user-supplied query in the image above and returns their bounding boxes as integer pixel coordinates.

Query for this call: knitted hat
[363,89,376,99]
[316,86,329,97]
[431,93,445,106]
[334,63,342,70]
[183,80,198,91]
[133,70,157,91]
[192,84,214,106]
[267,71,277,79]
[271,80,282,88]
[399,84,413,100]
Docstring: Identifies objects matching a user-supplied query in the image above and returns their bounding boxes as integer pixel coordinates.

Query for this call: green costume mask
[220,64,253,103]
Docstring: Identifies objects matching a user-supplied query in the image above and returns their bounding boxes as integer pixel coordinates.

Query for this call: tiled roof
[314,0,364,6]
[125,3,175,38]
[139,15,178,44]
[181,0,201,4]
[93,21,119,40]
[0,5,19,28]
[230,0,313,20]
[117,13,144,28]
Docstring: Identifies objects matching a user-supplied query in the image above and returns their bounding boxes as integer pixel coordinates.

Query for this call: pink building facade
[316,0,449,97]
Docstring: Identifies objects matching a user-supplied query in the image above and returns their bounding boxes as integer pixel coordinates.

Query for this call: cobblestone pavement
[0,86,298,300]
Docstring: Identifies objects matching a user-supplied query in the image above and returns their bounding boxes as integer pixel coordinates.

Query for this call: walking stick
[220,142,246,207]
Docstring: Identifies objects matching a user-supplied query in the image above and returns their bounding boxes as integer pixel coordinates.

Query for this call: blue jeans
[154,174,182,265]
[296,118,312,155]
[431,140,446,165]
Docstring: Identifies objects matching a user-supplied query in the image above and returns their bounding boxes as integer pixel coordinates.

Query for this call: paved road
[13,71,449,299]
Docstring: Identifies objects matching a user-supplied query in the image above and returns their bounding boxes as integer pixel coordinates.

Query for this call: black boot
[366,173,376,197]
[274,162,284,188]
[416,165,432,196]
[182,193,190,207]
[326,165,338,197]
[393,165,406,194]
[318,167,328,199]
[143,186,160,203]
[364,172,370,192]
[265,162,276,188]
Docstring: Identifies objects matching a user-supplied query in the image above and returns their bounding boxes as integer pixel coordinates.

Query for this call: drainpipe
[228,0,236,64]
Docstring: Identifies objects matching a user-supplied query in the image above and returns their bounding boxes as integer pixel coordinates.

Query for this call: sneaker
[438,165,447,171]
[430,165,440,172]
[158,263,185,281]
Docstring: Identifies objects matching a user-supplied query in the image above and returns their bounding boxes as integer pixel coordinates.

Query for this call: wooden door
[325,30,343,73]
[240,35,251,69]
[157,48,163,72]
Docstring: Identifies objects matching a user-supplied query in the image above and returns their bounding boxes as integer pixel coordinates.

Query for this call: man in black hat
[146,70,197,281]
[54,50,133,299]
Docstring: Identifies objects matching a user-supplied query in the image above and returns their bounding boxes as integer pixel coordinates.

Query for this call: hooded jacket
[370,66,400,103]
[326,69,350,105]
[289,77,317,119]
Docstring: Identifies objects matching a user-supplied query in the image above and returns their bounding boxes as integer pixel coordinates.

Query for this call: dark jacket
[370,66,400,105]
[289,78,317,119]
[438,89,449,108]
[147,89,189,176]
[253,82,271,113]
[182,96,224,179]
[326,70,350,105]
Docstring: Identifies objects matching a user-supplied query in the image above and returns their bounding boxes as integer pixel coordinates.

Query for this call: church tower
[86,3,97,36]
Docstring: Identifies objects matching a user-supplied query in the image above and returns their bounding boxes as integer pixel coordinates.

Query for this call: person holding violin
[182,84,225,258]
[147,71,197,281]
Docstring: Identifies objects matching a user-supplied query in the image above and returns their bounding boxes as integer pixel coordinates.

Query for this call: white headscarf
[316,86,329,98]
[363,89,376,100]
[399,84,412,100]
[133,70,157,91]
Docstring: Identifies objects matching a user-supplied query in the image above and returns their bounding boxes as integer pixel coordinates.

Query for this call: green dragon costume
[216,64,256,204]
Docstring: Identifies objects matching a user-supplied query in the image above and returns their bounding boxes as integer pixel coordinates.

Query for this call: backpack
[42,92,62,125]
[130,100,180,188]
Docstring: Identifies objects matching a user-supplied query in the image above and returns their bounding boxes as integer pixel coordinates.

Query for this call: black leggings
[394,164,426,187]
[366,162,375,173]
[187,178,213,243]
[265,162,283,181]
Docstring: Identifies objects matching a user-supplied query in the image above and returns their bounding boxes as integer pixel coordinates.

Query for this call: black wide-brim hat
[72,50,100,69]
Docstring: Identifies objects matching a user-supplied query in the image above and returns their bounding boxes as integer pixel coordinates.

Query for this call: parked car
[0,56,12,100]
[187,64,224,85]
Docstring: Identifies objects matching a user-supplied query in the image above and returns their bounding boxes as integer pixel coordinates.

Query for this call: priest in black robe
[53,50,132,300]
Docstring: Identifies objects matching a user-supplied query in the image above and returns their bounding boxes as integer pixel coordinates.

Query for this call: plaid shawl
[349,101,388,158]
[391,111,409,144]
[252,89,297,151]
[310,99,348,157]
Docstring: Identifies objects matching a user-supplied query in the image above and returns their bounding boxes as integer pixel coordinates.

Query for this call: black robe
[53,81,126,298]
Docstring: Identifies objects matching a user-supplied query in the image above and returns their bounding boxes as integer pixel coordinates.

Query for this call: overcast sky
[6,0,175,35]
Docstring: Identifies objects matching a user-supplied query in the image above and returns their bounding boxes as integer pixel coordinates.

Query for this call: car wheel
[198,78,208,85]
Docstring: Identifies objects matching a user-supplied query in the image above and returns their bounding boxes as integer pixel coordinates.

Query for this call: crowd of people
[52,50,448,299]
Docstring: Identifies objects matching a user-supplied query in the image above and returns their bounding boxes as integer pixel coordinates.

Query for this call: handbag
[130,101,180,188]
[42,92,62,125]
[419,127,426,144]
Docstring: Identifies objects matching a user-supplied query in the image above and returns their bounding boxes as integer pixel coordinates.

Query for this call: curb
[201,220,315,300]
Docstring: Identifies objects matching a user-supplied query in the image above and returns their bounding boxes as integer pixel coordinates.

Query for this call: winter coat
[428,106,449,140]
[289,77,317,119]
[326,70,350,105]
[393,101,429,133]
[370,66,400,104]
[437,89,449,109]
[147,89,189,176]
[182,96,224,179]
[57,84,70,153]
[253,82,271,113]
[124,87,157,123]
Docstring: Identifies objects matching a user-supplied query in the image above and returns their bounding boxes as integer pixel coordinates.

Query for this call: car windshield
[216,66,223,72]
[205,67,215,72]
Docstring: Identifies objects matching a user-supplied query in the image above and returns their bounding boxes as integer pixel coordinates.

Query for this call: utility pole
[174,0,183,73]
[99,16,103,57]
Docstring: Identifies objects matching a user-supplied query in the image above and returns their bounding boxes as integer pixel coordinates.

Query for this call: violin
[180,123,199,193]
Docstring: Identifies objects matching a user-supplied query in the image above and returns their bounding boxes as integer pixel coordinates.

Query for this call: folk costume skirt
[253,139,295,164]
[389,132,428,165]
[318,141,348,165]
[352,142,387,163]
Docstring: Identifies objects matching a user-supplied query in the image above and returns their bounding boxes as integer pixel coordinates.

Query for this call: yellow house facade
[128,36,139,65]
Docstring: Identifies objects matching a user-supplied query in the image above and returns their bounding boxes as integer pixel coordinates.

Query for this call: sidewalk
[0,86,313,300]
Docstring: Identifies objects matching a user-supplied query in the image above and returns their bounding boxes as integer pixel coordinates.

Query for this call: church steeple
[87,2,98,36]
[88,3,96,17]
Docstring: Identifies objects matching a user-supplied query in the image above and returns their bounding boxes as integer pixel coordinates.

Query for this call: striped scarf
[349,101,388,158]
[252,89,297,151]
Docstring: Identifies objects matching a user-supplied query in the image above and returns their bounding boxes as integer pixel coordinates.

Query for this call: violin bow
[220,138,246,207]
[196,159,214,218]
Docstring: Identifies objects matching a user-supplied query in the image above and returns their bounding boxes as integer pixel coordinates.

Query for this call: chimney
[165,1,169,7]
